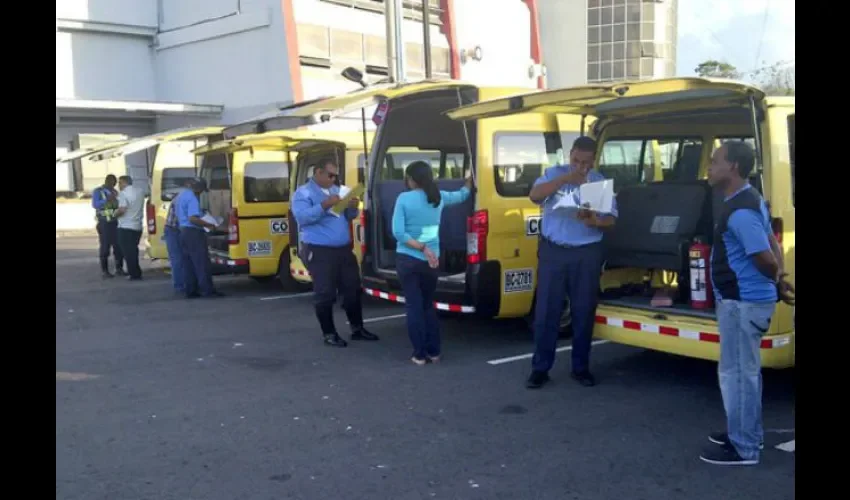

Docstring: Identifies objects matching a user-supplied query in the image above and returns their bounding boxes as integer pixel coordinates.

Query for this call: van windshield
[161,167,195,201]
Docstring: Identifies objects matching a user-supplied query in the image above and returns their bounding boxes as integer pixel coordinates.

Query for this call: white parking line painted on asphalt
[259,292,314,301]
[776,439,795,452]
[487,340,611,365]
[348,313,407,324]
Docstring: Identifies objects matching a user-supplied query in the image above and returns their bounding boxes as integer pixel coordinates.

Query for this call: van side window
[599,138,703,191]
[787,114,795,206]
[161,167,196,201]
[244,161,290,203]
[493,132,560,197]
[357,154,366,184]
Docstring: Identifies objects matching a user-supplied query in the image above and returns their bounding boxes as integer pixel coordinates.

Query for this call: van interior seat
[376,179,472,252]
[603,180,713,272]
[672,144,702,182]
[436,179,473,252]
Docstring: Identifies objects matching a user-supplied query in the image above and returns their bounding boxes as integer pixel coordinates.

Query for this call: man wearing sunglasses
[292,158,379,347]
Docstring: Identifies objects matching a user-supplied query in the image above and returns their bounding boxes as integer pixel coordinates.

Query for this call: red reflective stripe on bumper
[595,315,791,349]
[363,287,475,313]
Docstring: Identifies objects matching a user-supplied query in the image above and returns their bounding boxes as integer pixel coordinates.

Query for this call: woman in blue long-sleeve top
[391,161,472,365]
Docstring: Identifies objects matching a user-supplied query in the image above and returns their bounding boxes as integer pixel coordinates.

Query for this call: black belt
[540,236,601,250]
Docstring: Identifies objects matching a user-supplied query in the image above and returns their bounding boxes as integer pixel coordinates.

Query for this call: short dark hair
[118,175,133,185]
[316,158,337,171]
[105,174,117,183]
[723,141,756,178]
[571,136,597,153]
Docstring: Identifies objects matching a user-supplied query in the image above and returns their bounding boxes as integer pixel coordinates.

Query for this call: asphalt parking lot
[56,236,795,500]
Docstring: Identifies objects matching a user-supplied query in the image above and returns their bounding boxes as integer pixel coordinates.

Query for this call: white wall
[453,0,536,88]
[56,0,157,27]
[56,30,157,101]
[154,0,295,123]
[538,0,588,88]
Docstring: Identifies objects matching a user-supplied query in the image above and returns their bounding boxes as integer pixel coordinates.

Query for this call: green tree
[694,60,741,79]
[752,61,795,96]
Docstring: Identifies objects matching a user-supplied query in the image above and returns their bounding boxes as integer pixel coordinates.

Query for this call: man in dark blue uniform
[291,159,378,347]
[526,136,617,389]
[699,141,794,466]
[174,178,224,299]
[92,174,124,278]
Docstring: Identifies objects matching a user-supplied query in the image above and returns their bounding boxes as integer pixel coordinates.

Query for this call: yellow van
[191,129,375,288]
[85,127,225,260]
[447,78,796,368]
[281,131,375,289]
[266,81,585,324]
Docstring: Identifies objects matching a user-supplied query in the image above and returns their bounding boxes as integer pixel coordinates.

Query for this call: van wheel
[278,247,311,292]
[524,296,573,338]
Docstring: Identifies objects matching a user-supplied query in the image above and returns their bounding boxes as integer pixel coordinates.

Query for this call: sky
[676,0,795,80]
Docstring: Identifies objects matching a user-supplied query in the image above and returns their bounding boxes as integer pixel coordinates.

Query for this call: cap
[191,177,208,192]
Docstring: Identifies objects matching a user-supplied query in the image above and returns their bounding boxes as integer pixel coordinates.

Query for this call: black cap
[191,177,208,192]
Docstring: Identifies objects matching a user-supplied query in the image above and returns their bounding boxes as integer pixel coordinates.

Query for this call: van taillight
[360,210,367,257]
[146,202,156,235]
[228,208,239,244]
[771,217,784,248]
[466,210,488,264]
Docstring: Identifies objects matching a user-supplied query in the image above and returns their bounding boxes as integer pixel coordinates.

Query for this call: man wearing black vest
[700,141,794,466]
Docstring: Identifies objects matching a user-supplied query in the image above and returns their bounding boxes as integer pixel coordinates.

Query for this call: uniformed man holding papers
[291,158,378,347]
[526,136,618,389]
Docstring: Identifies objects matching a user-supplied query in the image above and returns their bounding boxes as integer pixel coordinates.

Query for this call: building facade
[538,0,677,88]
[56,0,543,192]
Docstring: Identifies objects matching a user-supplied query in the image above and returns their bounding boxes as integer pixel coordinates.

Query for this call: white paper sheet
[201,213,223,233]
[552,179,614,215]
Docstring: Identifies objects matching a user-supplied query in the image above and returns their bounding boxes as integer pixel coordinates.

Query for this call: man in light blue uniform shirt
[175,178,222,299]
[526,136,617,389]
[292,159,378,347]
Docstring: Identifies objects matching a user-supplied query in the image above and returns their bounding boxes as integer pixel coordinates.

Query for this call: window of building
[601,25,613,43]
[640,57,654,77]
[588,63,600,81]
[627,4,640,22]
[244,162,290,203]
[641,22,654,40]
[614,5,625,23]
[613,24,625,42]
[613,42,625,60]
[588,45,600,62]
[588,27,600,44]
[627,23,640,41]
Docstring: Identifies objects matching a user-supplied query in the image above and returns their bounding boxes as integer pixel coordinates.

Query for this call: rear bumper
[209,250,250,275]
[593,311,795,369]
[360,259,502,315]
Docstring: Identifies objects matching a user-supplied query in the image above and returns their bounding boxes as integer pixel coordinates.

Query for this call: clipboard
[329,184,365,217]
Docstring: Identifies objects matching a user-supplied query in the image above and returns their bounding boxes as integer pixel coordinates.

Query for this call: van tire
[524,296,573,338]
[278,246,311,292]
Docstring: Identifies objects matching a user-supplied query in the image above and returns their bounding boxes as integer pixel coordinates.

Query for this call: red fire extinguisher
[688,237,714,310]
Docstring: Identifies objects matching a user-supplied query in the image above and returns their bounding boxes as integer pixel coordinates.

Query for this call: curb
[56,230,99,238]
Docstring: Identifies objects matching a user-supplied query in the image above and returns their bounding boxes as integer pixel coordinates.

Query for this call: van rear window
[244,161,290,203]
[493,132,571,197]
[161,167,195,201]
[599,137,704,191]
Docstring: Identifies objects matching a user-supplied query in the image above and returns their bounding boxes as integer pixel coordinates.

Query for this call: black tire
[278,246,312,292]
[524,295,573,338]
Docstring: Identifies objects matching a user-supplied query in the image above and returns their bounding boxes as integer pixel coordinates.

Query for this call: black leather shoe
[526,371,550,389]
[571,371,596,387]
[203,290,226,298]
[324,334,348,347]
[115,269,127,277]
[350,327,379,341]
